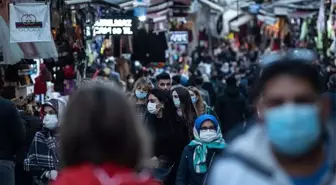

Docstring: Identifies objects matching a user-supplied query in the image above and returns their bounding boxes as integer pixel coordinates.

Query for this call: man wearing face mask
[24,99,61,185]
[209,60,335,185]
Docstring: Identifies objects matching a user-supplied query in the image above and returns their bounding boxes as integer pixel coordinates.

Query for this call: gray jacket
[209,122,336,185]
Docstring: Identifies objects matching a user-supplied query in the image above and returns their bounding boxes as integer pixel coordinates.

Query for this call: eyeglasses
[200,126,215,131]
[259,48,318,67]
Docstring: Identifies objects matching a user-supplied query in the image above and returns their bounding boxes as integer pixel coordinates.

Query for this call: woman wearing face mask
[146,88,189,185]
[171,86,197,139]
[188,86,217,118]
[176,114,225,185]
[24,99,61,185]
[132,78,152,120]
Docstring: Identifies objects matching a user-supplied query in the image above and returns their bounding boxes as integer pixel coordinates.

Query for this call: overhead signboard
[168,31,188,44]
[9,3,52,43]
[93,19,133,36]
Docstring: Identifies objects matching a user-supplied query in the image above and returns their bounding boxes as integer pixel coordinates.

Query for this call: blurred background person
[126,74,135,92]
[52,83,157,185]
[172,86,198,139]
[193,77,210,106]
[0,93,25,185]
[324,74,336,120]
[188,86,217,118]
[215,76,249,138]
[24,99,61,185]
[146,88,189,184]
[176,114,225,185]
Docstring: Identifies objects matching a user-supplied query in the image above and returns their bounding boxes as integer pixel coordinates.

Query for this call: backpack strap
[221,151,273,178]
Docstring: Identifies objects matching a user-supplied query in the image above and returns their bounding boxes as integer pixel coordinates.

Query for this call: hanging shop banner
[168,31,188,44]
[9,3,52,43]
[93,19,133,36]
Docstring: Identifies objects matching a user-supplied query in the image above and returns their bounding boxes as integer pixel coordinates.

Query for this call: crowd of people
[0,43,336,185]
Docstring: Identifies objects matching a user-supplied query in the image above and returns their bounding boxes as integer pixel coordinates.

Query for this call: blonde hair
[131,78,152,100]
[188,86,205,116]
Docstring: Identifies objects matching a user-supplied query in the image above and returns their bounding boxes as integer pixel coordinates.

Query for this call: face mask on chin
[265,103,321,157]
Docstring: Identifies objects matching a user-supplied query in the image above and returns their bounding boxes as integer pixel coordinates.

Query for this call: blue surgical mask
[173,98,181,108]
[265,104,321,156]
[191,96,198,104]
[135,90,147,99]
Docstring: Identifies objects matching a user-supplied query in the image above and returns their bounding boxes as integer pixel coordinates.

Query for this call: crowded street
[0,0,336,185]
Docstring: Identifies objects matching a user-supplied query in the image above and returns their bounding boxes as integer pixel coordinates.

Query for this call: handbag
[152,156,175,182]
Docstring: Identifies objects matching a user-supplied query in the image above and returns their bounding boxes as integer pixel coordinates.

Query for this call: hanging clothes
[0,16,24,64]
[6,0,59,59]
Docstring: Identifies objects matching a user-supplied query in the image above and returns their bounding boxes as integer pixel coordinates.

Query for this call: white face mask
[199,130,217,142]
[43,114,58,130]
[147,102,160,114]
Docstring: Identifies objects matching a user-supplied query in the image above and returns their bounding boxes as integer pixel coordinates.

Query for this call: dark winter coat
[176,146,221,185]
[215,86,249,135]
[0,98,26,160]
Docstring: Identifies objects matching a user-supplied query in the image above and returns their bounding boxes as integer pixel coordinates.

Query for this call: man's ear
[319,94,331,124]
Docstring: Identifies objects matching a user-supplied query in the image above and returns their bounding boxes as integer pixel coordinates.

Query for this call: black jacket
[146,113,189,185]
[0,98,26,160]
[215,87,249,135]
[16,111,42,163]
[176,146,221,185]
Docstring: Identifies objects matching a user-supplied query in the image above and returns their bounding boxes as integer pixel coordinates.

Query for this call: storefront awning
[224,9,241,21]
[64,0,122,9]
[230,14,253,31]
[197,0,224,12]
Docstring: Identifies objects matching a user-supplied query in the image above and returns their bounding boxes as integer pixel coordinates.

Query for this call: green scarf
[188,127,226,173]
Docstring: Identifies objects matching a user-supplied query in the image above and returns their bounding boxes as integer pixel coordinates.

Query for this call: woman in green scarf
[176,114,226,185]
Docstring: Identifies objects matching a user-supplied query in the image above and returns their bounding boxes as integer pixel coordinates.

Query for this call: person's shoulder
[0,97,15,108]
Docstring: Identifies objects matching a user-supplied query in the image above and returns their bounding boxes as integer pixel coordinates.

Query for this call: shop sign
[9,3,52,43]
[93,19,133,35]
[168,31,188,44]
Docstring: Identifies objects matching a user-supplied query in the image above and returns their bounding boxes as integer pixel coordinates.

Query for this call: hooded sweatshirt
[208,123,336,185]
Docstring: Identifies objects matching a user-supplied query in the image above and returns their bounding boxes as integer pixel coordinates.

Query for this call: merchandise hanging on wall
[9,3,53,43]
